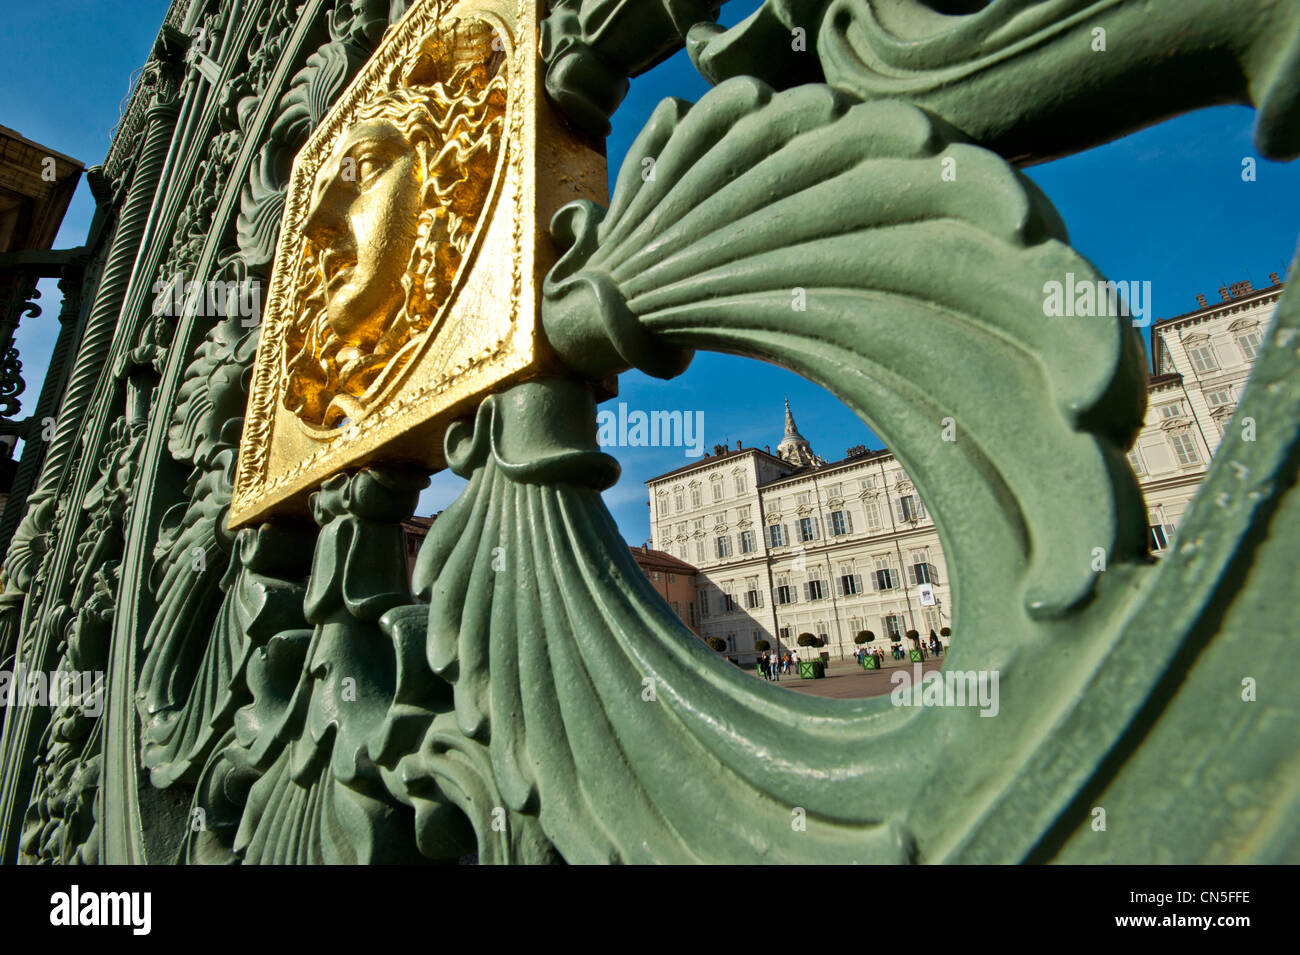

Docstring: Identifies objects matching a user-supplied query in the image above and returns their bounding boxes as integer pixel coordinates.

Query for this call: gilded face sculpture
[282,37,507,430]
[231,0,610,530]
[303,117,422,352]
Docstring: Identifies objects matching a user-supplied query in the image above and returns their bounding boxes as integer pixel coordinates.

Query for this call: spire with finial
[783,396,799,437]
[776,397,826,468]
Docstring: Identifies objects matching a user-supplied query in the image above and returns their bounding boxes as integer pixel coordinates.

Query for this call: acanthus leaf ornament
[543,78,1148,618]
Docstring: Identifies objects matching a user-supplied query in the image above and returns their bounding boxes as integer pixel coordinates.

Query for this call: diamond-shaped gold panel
[230,0,606,528]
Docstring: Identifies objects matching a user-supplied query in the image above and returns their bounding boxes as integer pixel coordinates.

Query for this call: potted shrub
[796,633,824,678]
[706,637,727,652]
[754,639,771,652]
[906,629,923,662]
[857,630,877,668]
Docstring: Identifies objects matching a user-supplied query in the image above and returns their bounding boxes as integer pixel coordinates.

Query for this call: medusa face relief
[231,0,609,530]
[303,117,422,351]
[280,19,508,430]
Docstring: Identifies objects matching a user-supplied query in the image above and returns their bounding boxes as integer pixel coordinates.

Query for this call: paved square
[754,658,947,699]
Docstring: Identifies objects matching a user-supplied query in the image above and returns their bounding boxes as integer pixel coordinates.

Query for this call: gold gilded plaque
[230,0,606,528]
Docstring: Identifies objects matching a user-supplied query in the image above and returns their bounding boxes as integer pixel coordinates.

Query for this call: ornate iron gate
[1,0,1298,864]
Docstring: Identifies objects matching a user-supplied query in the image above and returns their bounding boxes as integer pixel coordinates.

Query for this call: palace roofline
[630,545,700,575]
[644,445,789,485]
[757,447,894,489]
[1150,273,1285,376]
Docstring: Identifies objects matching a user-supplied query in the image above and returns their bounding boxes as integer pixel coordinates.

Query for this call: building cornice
[1151,281,1284,375]
[757,449,895,490]
[645,446,787,486]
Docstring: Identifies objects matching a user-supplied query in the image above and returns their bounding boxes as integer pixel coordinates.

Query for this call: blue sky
[5,1,1298,546]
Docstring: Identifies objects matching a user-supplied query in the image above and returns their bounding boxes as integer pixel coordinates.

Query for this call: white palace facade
[644,270,1285,664]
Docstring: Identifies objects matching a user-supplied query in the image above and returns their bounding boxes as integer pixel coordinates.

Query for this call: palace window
[805,579,827,601]
[690,485,702,507]
[1187,343,1219,375]
[715,535,732,559]
[861,497,882,530]
[798,516,818,542]
[796,492,810,506]
[909,550,936,586]
[896,494,925,523]
[689,603,698,626]
[1127,448,1145,475]
[711,477,723,502]
[745,583,763,609]
[734,474,748,494]
[779,626,791,642]
[1158,401,1185,419]
[874,557,898,590]
[674,489,685,511]
[838,563,863,596]
[695,541,704,563]
[767,524,787,547]
[883,614,905,639]
[829,509,853,536]
[739,530,756,554]
[723,589,736,613]
[827,484,842,500]
[1169,431,1200,467]
[1205,387,1233,408]
[1148,507,1177,551]
[699,590,709,617]
[1236,329,1263,361]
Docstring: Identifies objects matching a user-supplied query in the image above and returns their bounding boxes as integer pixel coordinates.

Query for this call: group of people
[855,646,888,667]
[753,631,950,679]
[860,631,948,664]
[757,650,799,681]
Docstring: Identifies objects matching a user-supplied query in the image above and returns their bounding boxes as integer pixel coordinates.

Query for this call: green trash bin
[909,647,923,663]
[798,660,817,679]
[862,654,878,670]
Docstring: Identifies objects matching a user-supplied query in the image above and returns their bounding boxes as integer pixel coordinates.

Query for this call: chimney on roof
[1229,280,1254,298]
[1196,294,1208,308]
[642,543,649,553]
[765,445,770,454]
[1218,286,1231,302]
[1270,272,1283,286]
[736,440,742,450]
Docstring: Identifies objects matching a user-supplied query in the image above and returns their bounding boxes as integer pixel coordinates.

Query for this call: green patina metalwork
[0,0,1296,864]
